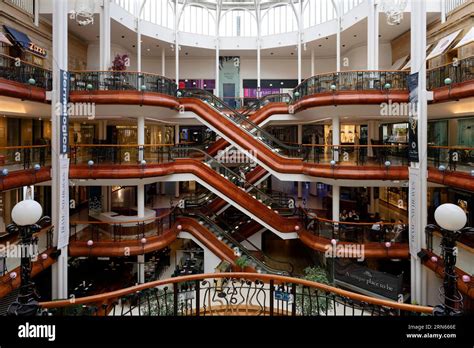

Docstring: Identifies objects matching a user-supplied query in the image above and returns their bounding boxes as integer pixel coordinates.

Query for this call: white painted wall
[86,43,392,80]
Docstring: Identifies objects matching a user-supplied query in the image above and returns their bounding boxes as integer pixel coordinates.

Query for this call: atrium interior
[0,0,473,319]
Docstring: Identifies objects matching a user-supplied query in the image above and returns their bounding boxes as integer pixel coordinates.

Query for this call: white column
[136,21,142,75]
[297,0,302,83]
[215,38,220,97]
[332,116,340,162]
[256,2,261,97]
[137,183,145,218]
[441,0,446,24]
[161,47,166,76]
[34,0,39,26]
[332,185,340,222]
[174,1,179,86]
[336,5,341,72]
[367,0,379,70]
[297,124,303,198]
[311,48,315,76]
[51,0,69,300]
[409,0,428,305]
[257,39,261,97]
[100,0,111,70]
[137,116,145,161]
[137,254,145,283]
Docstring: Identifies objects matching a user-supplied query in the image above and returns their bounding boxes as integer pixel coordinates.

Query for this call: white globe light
[141,237,147,244]
[385,242,391,248]
[434,203,467,231]
[87,240,94,247]
[331,239,337,245]
[11,200,42,226]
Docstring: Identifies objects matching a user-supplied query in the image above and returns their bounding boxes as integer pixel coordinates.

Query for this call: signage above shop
[3,25,47,58]
[27,42,47,57]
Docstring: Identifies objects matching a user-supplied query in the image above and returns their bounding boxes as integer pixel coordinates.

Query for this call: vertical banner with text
[59,69,69,154]
[407,73,419,163]
[57,69,70,249]
[408,167,421,256]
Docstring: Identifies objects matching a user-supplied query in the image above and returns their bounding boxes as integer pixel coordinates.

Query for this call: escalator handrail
[170,146,285,208]
[181,211,289,275]
[241,93,292,116]
[178,88,307,159]
[198,204,295,274]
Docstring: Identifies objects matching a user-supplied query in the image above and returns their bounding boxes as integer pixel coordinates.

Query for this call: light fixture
[11,200,43,226]
[434,203,466,231]
[88,160,94,167]
[444,77,452,85]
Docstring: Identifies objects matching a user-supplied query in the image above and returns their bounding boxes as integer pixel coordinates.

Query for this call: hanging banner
[219,56,240,108]
[407,73,419,163]
[59,69,69,155]
[408,167,421,256]
[57,157,70,249]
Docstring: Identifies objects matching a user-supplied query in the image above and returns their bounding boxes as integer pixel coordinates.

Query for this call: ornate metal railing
[0,54,52,90]
[39,272,433,316]
[292,70,409,101]
[69,70,176,96]
[427,56,474,90]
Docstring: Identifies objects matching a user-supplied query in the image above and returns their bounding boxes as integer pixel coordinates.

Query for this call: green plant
[296,266,333,315]
[141,288,175,316]
[235,255,250,270]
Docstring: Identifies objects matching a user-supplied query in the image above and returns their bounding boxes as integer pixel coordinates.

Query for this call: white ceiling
[43,11,439,59]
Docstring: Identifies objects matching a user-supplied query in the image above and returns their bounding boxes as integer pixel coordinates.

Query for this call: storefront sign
[27,42,47,57]
[335,260,403,300]
[59,69,69,154]
[407,73,419,163]
[57,157,70,249]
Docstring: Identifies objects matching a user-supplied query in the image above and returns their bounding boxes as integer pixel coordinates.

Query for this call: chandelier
[379,0,408,26]
[70,0,95,26]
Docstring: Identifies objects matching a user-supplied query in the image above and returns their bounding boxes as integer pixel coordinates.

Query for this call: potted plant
[296,266,333,315]
[235,255,249,271]
[110,54,129,71]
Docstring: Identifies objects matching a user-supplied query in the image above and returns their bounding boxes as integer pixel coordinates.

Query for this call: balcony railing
[301,212,407,245]
[69,70,177,96]
[0,54,52,90]
[427,56,474,90]
[39,272,433,316]
[5,0,34,16]
[293,70,409,102]
[0,145,50,171]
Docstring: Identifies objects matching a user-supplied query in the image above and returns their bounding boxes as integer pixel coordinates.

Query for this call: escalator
[178,89,406,181]
[182,211,290,275]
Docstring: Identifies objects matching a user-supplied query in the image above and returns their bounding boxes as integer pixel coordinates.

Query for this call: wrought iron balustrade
[39,272,433,316]
[0,54,52,90]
